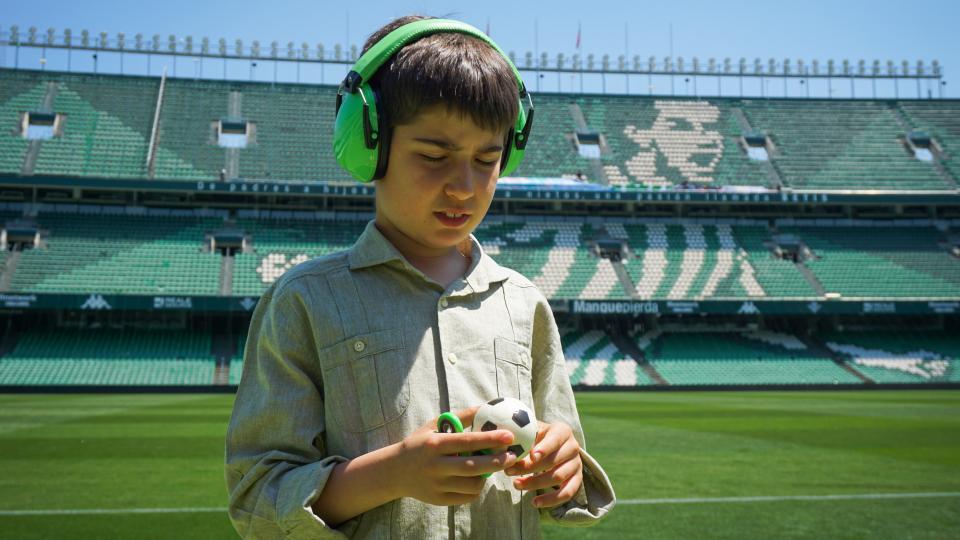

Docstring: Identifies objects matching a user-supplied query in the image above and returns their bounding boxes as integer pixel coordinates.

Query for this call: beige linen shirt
[225,219,616,539]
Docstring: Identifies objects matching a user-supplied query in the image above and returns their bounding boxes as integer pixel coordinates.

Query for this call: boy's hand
[504,420,583,509]
[394,406,520,507]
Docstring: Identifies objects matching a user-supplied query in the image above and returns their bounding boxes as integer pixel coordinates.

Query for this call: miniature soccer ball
[472,397,539,460]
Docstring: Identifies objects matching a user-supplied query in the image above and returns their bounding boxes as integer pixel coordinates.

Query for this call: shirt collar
[348,220,511,294]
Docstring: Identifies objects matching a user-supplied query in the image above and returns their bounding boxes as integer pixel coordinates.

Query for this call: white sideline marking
[620,492,960,505]
[3,492,959,516]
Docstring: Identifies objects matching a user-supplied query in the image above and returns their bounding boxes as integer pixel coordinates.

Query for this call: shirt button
[439,298,449,308]
[353,340,366,353]
[447,353,458,365]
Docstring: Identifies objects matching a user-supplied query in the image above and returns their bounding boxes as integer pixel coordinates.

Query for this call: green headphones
[333,18,534,182]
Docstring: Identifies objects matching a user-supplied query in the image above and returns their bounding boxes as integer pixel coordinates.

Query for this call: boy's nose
[444,166,476,200]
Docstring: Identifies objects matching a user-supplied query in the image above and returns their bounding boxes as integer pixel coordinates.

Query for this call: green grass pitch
[1,390,958,539]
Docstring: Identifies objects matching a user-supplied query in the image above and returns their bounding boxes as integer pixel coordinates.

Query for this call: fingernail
[532,451,542,462]
[505,467,517,476]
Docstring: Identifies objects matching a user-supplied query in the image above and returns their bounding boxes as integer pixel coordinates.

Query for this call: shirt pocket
[494,337,534,406]
[319,328,409,433]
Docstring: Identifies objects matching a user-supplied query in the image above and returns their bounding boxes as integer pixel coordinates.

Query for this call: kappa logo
[737,301,759,314]
[81,294,112,310]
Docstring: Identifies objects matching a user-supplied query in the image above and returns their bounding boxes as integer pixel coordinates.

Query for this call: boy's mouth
[434,211,471,227]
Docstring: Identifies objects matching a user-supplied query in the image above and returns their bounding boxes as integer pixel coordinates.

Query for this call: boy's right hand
[394,406,519,506]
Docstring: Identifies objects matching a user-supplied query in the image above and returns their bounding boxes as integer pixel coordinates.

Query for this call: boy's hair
[361,15,520,135]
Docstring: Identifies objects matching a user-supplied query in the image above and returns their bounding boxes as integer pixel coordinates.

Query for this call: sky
[2,0,956,99]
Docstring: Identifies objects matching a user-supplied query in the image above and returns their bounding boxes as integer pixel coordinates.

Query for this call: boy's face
[374,104,505,259]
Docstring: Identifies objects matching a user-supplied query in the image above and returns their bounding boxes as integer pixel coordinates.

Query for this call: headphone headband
[333,18,534,182]
[347,19,527,97]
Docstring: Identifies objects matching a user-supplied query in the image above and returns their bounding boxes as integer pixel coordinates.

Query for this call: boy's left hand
[504,420,583,509]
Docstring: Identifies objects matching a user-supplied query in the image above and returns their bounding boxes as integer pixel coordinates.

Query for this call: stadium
[1,10,959,540]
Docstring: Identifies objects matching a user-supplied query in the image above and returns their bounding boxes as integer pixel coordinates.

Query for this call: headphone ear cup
[499,130,514,176]
[333,85,381,182]
[371,85,391,180]
[498,100,527,177]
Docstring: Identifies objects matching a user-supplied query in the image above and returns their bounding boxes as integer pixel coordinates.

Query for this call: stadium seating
[511,93,595,180]
[780,224,960,297]
[236,84,351,182]
[0,328,215,385]
[570,96,770,188]
[643,331,863,385]
[3,68,957,189]
[897,101,960,184]
[561,329,653,386]
[823,330,960,383]
[34,74,156,178]
[3,207,956,301]
[232,215,366,296]
[741,100,953,190]
[10,208,223,295]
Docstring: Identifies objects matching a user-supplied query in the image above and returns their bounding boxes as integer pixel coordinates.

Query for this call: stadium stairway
[568,102,609,185]
[797,334,875,384]
[219,255,234,296]
[608,332,669,385]
[610,259,636,299]
[794,260,828,296]
[0,250,21,291]
[211,333,238,386]
[730,105,784,189]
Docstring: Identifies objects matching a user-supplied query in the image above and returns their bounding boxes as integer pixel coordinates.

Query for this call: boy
[226,15,616,539]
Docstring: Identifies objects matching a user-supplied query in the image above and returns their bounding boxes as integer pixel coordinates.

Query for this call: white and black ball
[472,397,538,460]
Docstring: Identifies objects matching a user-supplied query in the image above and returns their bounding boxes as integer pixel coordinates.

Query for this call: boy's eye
[420,154,445,163]
[476,158,498,167]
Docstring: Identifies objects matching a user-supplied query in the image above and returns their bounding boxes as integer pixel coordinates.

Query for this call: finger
[430,406,479,433]
[438,474,487,495]
[433,430,514,455]
[513,454,581,493]
[532,466,583,509]
[507,433,578,476]
[439,451,519,477]
[453,405,481,428]
[509,423,564,473]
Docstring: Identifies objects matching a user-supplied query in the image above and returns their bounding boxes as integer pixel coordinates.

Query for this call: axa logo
[81,294,112,310]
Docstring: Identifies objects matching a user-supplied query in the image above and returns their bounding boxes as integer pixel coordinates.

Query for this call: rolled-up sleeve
[529,292,616,527]
[225,281,358,539]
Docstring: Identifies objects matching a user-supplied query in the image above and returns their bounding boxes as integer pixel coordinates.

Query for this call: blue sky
[2,0,956,98]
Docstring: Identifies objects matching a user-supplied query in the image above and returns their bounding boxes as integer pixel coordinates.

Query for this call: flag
[576,21,581,49]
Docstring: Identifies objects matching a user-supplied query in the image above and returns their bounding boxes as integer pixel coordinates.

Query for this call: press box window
[218,119,250,148]
[575,130,602,159]
[743,131,769,161]
[22,112,58,140]
[906,130,934,162]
